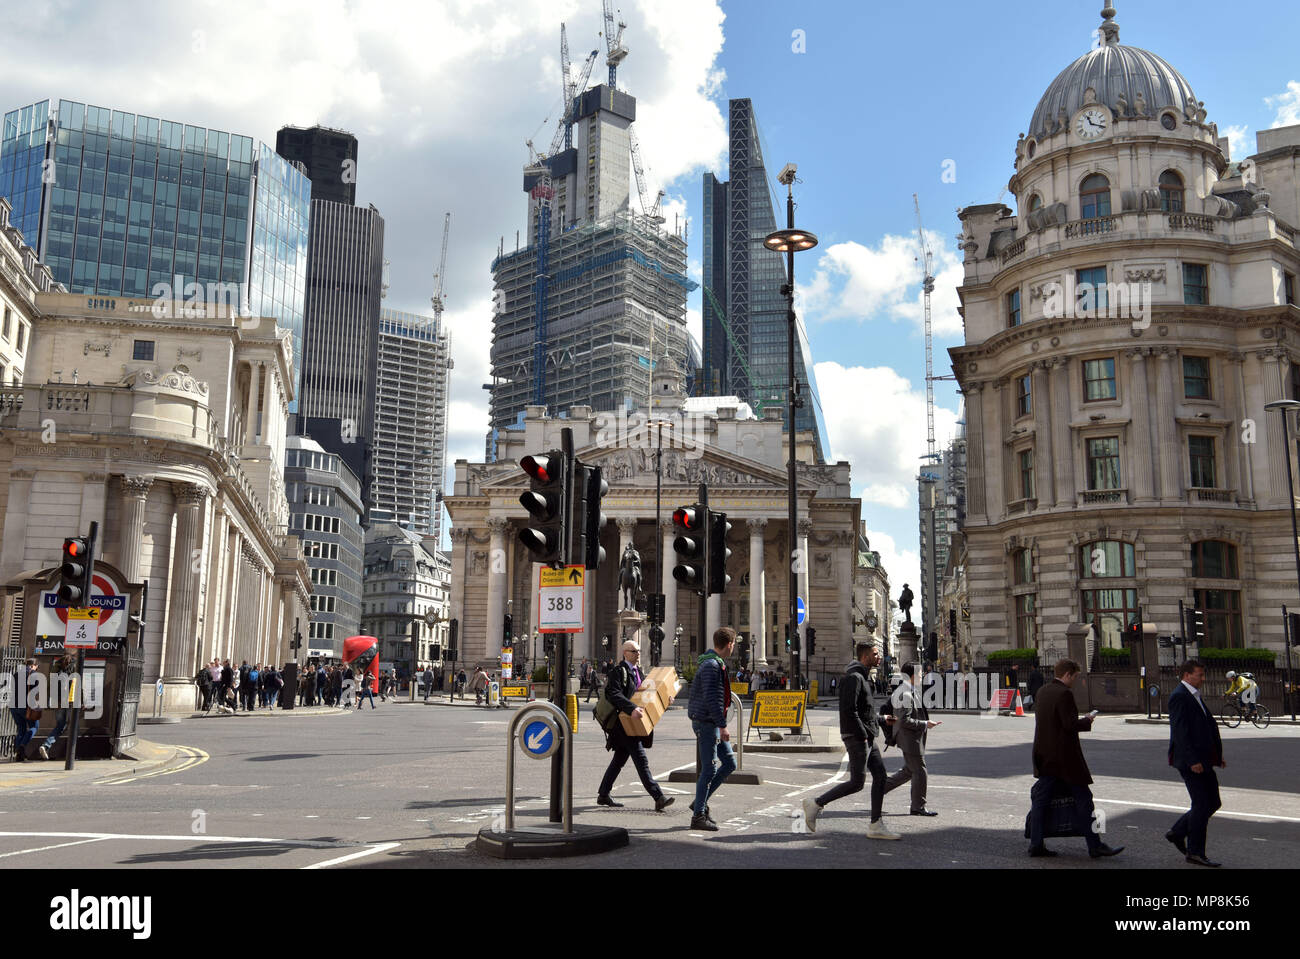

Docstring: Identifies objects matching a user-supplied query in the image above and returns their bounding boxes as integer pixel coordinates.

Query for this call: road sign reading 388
[538,565,584,633]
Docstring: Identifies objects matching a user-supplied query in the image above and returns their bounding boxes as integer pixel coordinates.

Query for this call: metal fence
[112,643,145,756]
[1152,664,1294,717]
[0,648,23,760]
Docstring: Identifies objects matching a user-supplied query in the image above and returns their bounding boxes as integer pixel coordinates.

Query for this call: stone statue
[899,583,914,624]
[618,543,643,611]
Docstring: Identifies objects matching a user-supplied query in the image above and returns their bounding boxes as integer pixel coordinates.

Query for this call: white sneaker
[38,745,49,760]
[867,820,901,840]
[802,798,821,833]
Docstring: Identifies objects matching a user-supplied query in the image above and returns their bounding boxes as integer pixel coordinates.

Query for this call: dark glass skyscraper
[0,98,310,405]
[701,98,830,462]
[275,125,358,206]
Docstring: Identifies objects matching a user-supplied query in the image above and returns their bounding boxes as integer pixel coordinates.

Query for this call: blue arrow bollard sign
[520,717,559,760]
[797,597,807,627]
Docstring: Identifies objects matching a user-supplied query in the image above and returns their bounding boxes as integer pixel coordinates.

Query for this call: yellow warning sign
[732,682,750,696]
[540,566,584,588]
[750,691,807,728]
[500,685,529,699]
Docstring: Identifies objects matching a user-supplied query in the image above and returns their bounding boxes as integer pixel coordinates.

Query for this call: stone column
[1154,347,1181,501]
[119,476,153,583]
[1259,351,1291,503]
[242,366,258,446]
[1031,361,1054,508]
[258,361,274,444]
[1227,353,1254,503]
[985,382,1006,521]
[1126,349,1156,503]
[797,520,813,658]
[163,483,207,686]
[486,517,508,667]
[660,519,678,650]
[963,383,986,521]
[748,518,768,666]
[1050,360,1074,506]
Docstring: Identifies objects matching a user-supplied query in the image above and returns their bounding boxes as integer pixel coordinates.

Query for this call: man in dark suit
[1167,658,1225,866]
[595,639,673,813]
[882,662,940,816]
[1027,658,1123,859]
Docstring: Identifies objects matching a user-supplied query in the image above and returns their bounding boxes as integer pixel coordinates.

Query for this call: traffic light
[784,622,791,651]
[649,625,664,665]
[1185,607,1206,644]
[1124,620,1142,646]
[806,626,816,657]
[948,608,957,638]
[1290,612,1300,647]
[707,510,731,595]
[58,536,93,605]
[448,618,459,660]
[671,505,707,592]
[576,463,608,570]
[431,643,442,660]
[519,449,569,565]
[503,613,513,643]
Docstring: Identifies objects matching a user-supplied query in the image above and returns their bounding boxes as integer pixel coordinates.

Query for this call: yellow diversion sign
[500,685,529,699]
[749,691,807,728]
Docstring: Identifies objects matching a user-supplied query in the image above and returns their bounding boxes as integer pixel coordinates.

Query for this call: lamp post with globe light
[764,163,818,691]
[1265,397,1300,720]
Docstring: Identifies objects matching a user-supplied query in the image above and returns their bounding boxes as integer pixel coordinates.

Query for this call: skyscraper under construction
[487,78,696,457]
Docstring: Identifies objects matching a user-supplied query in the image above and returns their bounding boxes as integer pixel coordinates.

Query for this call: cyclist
[1224,671,1259,716]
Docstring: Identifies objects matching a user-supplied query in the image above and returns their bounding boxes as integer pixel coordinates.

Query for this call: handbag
[591,663,626,732]
[1023,781,1086,839]
[25,708,43,721]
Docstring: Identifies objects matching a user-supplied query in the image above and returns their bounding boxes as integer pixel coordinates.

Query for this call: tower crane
[601,0,628,89]
[548,25,600,157]
[915,193,938,466]
[629,126,652,216]
[431,212,451,321]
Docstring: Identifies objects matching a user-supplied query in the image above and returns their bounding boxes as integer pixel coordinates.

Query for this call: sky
[4,0,1300,601]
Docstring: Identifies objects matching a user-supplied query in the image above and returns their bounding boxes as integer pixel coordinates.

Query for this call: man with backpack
[594,639,673,813]
[801,642,900,839]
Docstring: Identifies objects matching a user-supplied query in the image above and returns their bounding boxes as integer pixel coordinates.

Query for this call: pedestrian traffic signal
[806,626,816,657]
[576,463,608,570]
[58,536,93,605]
[671,505,707,591]
[1290,612,1300,647]
[503,613,513,643]
[707,510,731,595]
[1185,607,1206,644]
[784,622,791,651]
[649,624,664,663]
[519,450,569,565]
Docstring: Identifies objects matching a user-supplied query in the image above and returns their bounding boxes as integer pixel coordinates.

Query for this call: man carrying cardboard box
[595,639,674,813]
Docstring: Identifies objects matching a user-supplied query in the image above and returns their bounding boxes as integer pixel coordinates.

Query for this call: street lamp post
[1265,398,1300,721]
[764,164,818,692]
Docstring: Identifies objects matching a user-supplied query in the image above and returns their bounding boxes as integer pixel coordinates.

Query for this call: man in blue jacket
[687,627,737,832]
[1167,658,1226,866]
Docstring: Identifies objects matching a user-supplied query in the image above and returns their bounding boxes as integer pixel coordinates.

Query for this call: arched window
[1028,193,1043,213]
[1159,170,1184,212]
[1080,173,1111,220]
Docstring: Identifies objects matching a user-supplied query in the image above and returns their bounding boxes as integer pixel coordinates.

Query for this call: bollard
[565,693,578,732]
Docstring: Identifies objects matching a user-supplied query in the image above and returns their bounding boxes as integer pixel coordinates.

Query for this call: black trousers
[1171,765,1221,857]
[598,735,662,801]
[816,736,886,821]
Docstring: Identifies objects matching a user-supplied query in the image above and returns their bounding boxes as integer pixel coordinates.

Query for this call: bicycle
[1221,698,1271,729]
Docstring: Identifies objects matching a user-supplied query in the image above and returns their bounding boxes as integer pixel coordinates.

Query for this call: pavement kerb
[0,738,182,789]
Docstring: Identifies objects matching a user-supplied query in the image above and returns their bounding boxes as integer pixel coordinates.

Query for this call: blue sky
[3,0,1298,597]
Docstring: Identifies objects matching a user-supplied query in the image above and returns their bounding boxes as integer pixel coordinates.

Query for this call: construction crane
[431,212,451,321]
[548,25,600,157]
[601,0,628,88]
[915,193,939,466]
[649,189,665,222]
[629,126,651,216]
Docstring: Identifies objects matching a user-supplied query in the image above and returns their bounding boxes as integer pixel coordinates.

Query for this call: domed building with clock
[951,4,1300,664]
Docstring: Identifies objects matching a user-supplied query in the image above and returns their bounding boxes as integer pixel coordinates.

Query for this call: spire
[1100,3,1120,45]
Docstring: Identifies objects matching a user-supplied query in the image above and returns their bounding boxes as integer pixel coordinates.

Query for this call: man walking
[686,627,738,832]
[1167,658,1226,867]
[8,657,39,762]
[422,665,434,701]
[595,639,673,813]
[802,642,899,840]
[882,662,939,817]
[1027,659,1123,859]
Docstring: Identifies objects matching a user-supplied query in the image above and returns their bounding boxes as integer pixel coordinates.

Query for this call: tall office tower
[488,83,695,453]
[275,125,358,205]
[918,422,967,646]
[0,99,310,402]
[371,308,452,541]
[701,98,831,463]
[294,196,385,511]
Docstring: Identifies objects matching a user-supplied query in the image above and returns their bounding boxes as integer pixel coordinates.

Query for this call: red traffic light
[521,453,559,484]
[672,506,703,530]
[64,538,87,558]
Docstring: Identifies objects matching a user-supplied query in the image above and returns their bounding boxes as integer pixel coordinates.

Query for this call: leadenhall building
[952,5,1299,658]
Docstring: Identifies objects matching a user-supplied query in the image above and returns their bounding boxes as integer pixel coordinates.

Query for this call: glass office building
[0,99,310,404]
[701,98,830,463]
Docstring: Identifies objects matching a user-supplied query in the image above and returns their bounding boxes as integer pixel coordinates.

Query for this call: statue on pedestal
[618,543,643,611]
[899,584,914,624]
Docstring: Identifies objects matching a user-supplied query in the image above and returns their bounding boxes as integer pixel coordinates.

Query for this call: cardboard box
[631,689,665,725]
[619,706,655,737]
[637,678,672,712]
[645,666,682,703]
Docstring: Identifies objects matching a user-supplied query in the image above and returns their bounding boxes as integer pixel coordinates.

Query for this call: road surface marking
[928,784,1300,823]
[0,830,387,849]
[784,752,850,797]
[0,837,108,859]
[304,842,400,869]
[94,746,209,785]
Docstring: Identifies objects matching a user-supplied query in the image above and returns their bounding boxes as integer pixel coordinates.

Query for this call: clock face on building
[1075,108,1109,140]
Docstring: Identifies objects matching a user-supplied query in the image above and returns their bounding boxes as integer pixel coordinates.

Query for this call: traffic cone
[1014,691,1025,717]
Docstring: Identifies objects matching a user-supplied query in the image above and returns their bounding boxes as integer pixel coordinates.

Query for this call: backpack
[878,690,898,749]
[591,662,627,733]
[249,669,259,684]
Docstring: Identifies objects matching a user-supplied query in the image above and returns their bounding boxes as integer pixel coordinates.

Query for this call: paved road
[2,699,1297,868]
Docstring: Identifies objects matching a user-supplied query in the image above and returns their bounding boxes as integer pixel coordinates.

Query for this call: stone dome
[1027,4,1199,141]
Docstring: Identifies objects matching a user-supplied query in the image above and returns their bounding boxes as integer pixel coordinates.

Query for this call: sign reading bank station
[37,567,130,650]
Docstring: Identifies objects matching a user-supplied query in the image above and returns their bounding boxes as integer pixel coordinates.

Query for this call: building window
[1016,374,1031,417]
[133,340,155,361]
[1013,548,1033,585]
[1159,170,1184,212]
[1080,540,1135,578]
[1086,437,1121,490]
[1082,357,1116,401]
[1028,194,1043,213]
[15,325,24,354]
[1192,540,1239,579]
[1081,588,1139,649]
[1,308,9,340]
[1007,288,1022,327]
[1182,356,1211,399]
[1188,435,1217,488]
[1018,449,1035,500]
[1194,588,1243,648]
[1080,173,1111,219]
[1076,266,1108,313]
[1285,272,1296,306]
[1183,263,1208,305]
[1016,593,1037,647]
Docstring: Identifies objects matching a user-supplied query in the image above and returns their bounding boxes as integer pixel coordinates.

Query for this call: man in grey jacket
[882,662,940,817]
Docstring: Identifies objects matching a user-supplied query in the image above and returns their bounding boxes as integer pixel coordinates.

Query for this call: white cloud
[860,529,919,607]
[802,229,964,337]
[1222,123,1250,160]
[1266,80,1300,127]
[686,306,703,351]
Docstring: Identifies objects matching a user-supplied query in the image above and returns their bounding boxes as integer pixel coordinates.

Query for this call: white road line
[0,831,372,848]
[304,842,400,870]
[784,751,850,798]
[0,837,108,859]
[926,784,1300,824]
